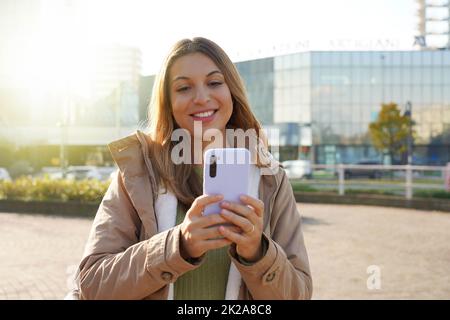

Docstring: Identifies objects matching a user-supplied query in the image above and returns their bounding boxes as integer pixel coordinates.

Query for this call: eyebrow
[172,70,223,83]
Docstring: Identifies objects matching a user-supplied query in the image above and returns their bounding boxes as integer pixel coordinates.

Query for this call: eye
[176,86,190,92]
[209,81,223,87]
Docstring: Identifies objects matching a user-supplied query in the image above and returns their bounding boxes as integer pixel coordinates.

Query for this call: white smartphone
[203,148,251,216]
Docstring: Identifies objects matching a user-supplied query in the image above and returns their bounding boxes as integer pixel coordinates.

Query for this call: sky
[80,0,418,75]
[0,0,422,94]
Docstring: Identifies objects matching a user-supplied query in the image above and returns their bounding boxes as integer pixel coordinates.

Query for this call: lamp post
[404,101,413,200]
[404,101,413,165]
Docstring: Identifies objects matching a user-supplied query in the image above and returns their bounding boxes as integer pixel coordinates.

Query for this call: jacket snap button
[266,271,276,282]
[161,272,173,282]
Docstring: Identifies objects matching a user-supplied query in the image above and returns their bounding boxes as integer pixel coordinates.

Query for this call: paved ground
[0,203,449,299]
[302,204,450,299]
[0,213,91,299]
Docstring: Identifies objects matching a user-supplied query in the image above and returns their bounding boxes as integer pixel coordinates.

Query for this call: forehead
[170,53,221,78]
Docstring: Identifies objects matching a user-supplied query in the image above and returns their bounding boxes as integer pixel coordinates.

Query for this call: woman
[73,37,312,300]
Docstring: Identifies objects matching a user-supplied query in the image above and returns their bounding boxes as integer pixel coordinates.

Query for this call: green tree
[369,103,413,164]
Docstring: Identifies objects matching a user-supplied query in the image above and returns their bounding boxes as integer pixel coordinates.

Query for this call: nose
[192,86,210,105]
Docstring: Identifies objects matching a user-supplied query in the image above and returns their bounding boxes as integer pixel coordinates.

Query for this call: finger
[196,224,242,241]
[220,209,254,233]
[221,201,258,224]
[239,195,264,217]
[197,226,225,240]
[219,226,246,244]
[202,238,232,251]
[194,213,228,229]
[188,194,223,217]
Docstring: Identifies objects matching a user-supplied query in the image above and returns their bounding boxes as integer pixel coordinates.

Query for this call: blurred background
[0,0,450,300]
[0,0,449,178]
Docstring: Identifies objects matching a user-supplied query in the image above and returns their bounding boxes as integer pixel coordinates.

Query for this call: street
[0,203,449,299]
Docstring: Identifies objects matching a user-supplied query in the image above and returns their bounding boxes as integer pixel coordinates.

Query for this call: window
[372,53,385,67]
[384,68,394,85]
[341,52,353,66]
[274,56,284,71]
[352,67,362,85]
[361,85,371,104]
[392,52,402,66]
[432,67,442,85]
[417,124,430,144]
[443,52,450,66]
[291,54,302,69]
[423,67,433,85]
[443,67,450,85]
[432,86,443,105]
[402,68,412,85]
[432,51,443,66]
[423,86,433,105]
[444,85,450,104]
[290,69,301,86]
[351,106,361,122]
[300,53,311,67]
[411,52,422,65]
[371,68,382,85]
[411,68,423,85]
[330,52,341,66]
[384,86,394,104]
[391,86,404,105]
[371,85,383,106]
[443,107,450,123]
[431,123,444,138]
[423,51,433,66]
[392,68,403,85]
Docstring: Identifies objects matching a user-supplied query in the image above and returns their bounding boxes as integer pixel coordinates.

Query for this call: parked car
[38,167,64,180]
[96,166,117,181]
[343,160,383,179]
[282,160,312,179]
[66,166,117,181]
[0,167,12,181]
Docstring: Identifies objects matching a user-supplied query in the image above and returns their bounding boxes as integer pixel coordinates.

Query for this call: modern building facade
[415,0,450,49]
[235,50,450,165]
[2,47,450,167]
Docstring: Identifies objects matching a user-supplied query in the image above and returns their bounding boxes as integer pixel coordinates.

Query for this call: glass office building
[236,50,450,165]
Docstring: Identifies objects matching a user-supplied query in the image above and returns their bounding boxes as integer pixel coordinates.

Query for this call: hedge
[0,176,110,203]
[1,176,450,204]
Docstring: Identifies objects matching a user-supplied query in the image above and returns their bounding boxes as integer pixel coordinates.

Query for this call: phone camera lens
[210,155,217,178]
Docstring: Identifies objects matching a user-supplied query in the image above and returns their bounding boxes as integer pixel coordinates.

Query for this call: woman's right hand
[179,194,235,259]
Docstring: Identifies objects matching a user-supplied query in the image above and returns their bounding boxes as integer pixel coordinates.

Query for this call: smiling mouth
[190,110,217,119]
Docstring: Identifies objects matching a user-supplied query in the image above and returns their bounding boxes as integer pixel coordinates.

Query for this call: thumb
[188,194,223,218]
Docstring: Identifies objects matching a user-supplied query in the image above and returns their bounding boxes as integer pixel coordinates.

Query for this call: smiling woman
[72,37,312,300]
[170,53,233,140]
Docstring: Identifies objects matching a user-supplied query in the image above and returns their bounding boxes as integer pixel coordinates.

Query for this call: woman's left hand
[218,195,264,262]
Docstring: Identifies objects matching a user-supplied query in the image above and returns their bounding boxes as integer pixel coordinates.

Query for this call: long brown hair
[147,37,268,210]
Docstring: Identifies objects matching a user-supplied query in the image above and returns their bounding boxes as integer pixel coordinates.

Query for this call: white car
[66,166,117,181]
[0,167,12,181]
[39,167,64,179]
[66,166,101,181]
[96,166,118,181]
[282,160,312,180]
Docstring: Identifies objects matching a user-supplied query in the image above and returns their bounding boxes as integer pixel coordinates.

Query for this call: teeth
[192,110,215,118]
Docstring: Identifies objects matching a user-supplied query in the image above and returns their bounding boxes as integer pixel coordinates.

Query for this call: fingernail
[221,209,229,216]
[222,201,229,206]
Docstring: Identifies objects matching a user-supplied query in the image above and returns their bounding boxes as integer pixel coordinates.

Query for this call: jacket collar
[108,130,281,237]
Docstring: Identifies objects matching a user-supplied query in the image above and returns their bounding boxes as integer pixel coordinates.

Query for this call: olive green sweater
[174,167,231,300]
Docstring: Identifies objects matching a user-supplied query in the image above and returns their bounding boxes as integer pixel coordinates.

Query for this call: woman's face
[169,53,233,138]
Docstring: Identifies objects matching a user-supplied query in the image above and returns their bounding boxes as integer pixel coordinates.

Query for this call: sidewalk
[0,213,91,299]
[1,203,449,299]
